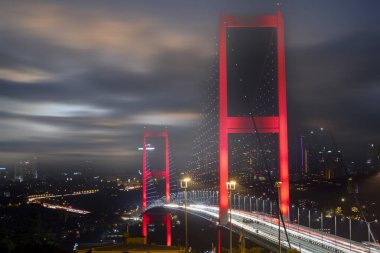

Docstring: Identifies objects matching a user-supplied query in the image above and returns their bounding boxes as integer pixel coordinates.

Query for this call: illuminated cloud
[0,99,109,118]
[35,103,110,117]
[0,67,55,83]
[0,2,213,74]
[0,119,63,141]
[131,112,200,126]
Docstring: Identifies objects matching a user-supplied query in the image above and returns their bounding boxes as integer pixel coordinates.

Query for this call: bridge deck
[162,203,378,253]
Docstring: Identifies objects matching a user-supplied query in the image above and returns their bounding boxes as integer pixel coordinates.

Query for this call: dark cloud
[287,29,380,158]
[0,0,379,172]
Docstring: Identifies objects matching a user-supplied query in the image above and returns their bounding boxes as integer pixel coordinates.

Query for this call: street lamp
[226,180,236,253]
[297,207,300,226]
[366,219,378,243]
[262,199,265,214]
[270,200,273,215]
[349,217,351,250]
[180,177,191,253]
[275,181,282,253]
[320,212,324,231]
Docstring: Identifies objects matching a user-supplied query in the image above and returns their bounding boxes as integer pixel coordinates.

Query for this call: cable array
[146,153,159,207]
[227,27,279,195]
[187,28,280,195]
[187,53,220,191]
[145,135,177,207]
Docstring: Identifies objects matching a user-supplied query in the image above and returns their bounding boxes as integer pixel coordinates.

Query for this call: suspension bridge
[138,9,379,253]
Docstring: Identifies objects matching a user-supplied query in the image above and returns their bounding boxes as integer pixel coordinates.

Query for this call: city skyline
[0,0,379,171]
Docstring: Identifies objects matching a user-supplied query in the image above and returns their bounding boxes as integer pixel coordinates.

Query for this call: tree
[0,224,14,253]
[246,247,265,253]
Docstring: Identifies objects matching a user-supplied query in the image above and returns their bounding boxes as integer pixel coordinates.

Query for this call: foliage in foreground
[0,214,70,253]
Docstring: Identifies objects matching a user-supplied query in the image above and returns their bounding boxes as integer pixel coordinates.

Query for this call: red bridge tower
[142,129,170,210]
[218,10,290,225]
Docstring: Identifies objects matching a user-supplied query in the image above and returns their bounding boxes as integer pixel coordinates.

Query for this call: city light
[137,144,155,151]
[180,177,191,188]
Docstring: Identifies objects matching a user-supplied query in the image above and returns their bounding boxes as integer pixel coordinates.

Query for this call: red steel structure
[142,129,170,210]
[219,10,289,225]
[142,213,171,246]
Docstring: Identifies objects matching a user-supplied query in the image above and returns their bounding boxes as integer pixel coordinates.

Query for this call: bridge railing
[154,190,378,245]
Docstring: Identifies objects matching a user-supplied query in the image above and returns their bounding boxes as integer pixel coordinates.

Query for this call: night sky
[0,0,379,173]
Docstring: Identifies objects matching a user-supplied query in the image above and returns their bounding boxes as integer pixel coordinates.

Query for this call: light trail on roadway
[28,189,99,202]
[165,203,379,253]
[42,202,90,214]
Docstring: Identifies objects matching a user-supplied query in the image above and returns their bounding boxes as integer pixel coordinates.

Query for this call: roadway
[42,202,90,214]
[165,203,379,253]
[28,189,99,202]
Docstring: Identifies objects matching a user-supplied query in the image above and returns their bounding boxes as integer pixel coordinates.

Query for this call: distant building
[365,143,380,173]
[229,136,278,189]
[294,128,344,179]
[14,158,38,182]
[0,167,8,185]
[295,136,309,175]
[318,146,344,180]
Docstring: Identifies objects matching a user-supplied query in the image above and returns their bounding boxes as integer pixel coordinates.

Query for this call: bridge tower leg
[142,212,171,246]
[142,129,170,210]
[218,227,221,253]
[142,213,149,238]
[276,10,290,219]
[166,213,172,246]
[218,10,289,225]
